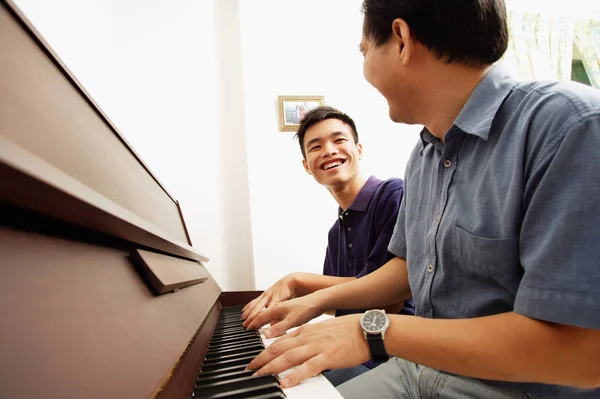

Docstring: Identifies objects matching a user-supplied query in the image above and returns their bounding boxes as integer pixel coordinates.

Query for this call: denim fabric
[323,364,370,387]
[338,357,541,399]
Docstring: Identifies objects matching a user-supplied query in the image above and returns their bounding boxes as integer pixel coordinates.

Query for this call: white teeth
[324,161,342,170]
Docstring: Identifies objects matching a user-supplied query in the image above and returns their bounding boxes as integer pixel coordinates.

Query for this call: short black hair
[362,0,508,66]
[294,106,359,159]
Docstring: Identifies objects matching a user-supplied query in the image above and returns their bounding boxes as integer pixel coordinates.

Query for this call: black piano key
[213,326,258,335]
[207,345,263,360]
[218,317,244,325]
[200,383,283,399]
[220,305,244,313]
[194,374,279,398]
[213,332,258,341]
[209,335,262,348]
[205,344,264,360]
[215,325,245,333]
[241,393,286,399]
[215,322,245,330]
[212,330,259,341]
[203,349,262,366]
[202,354,256,373]
[196,370,254,386]
[199,364,248,378]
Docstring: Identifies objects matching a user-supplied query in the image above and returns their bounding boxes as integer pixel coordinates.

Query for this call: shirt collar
[338,175,381,214]
[419,63,517,152]
[454,63,517,140]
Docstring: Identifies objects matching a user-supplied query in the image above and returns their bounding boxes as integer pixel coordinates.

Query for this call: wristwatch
[360,309,390,362]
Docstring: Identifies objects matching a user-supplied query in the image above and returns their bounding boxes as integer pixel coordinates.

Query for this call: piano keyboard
[192,306,342,399]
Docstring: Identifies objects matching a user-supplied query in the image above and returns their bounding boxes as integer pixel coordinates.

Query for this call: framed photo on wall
[278,95,325,132]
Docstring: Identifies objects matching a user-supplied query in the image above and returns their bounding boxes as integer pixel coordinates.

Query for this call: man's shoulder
[376,177,404,196]
[511,80,600,122]
[369,177,404,207]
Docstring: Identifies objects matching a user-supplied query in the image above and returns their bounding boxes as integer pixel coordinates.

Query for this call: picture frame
[278,95,325,132]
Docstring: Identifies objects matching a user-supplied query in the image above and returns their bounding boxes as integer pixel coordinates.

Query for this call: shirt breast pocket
[450,225,522,317]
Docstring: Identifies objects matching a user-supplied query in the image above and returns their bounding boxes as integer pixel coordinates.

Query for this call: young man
[241,106,413,386]
[244,1,600,397]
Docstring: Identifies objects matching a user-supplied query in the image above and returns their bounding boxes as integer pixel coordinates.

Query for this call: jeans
[337,357,539,399]
[323,364,371,387]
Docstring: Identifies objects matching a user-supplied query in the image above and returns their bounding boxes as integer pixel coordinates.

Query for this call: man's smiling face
[302,118,362,190]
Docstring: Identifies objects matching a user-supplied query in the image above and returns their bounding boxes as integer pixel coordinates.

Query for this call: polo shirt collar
[338,175,381,214]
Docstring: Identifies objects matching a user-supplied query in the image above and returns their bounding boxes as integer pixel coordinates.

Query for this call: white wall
[238,0,420,289]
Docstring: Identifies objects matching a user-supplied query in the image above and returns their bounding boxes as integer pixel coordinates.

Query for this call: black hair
[294,106,359,159]
[362,0,508,65]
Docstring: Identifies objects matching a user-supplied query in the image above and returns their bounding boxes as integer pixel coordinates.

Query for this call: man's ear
[302,158,312,175]
[392,18,412,66]
[357,143,363,160]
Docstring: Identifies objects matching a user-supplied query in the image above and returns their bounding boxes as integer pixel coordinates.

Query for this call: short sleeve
[388,192,407,259]
[322,245,334,276]
[515,114,600,329]
[357,182,403,278]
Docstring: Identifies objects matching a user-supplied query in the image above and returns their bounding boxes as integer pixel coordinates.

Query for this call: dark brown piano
[0,1,301,397]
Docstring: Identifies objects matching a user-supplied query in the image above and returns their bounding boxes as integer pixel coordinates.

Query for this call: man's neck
[417,62,491,141]
[327,174,368,211]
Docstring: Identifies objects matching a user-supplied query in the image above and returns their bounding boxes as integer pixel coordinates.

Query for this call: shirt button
[345,212,349,216]
[347,227,352,232]
[348,243,353,248]
[444,160,452,168]
[427,264,433,272]
[435,213,440,222]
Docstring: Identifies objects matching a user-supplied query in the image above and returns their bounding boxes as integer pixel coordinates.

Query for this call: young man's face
[302,118,362,189]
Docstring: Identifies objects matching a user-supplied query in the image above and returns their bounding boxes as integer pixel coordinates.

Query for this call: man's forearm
[386,312,600,389]
[312,257,411,312]
[292,273,355,296]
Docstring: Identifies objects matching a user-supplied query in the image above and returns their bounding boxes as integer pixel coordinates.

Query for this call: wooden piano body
[0,1,270,397]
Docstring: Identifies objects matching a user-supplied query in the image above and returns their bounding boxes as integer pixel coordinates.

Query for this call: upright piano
[0,1,341,397]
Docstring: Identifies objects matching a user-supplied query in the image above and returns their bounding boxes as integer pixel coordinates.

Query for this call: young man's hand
[242,274,299,327]
[244,295,323,337]
[248,314,370,388]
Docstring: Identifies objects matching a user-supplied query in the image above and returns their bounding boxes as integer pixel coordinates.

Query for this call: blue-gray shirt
[389,64,600,398]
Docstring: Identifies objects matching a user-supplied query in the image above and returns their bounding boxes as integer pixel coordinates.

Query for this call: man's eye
[335,138,347,143]
[309,146,321,152]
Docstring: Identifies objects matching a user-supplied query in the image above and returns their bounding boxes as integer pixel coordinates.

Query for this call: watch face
[360,310,388,333]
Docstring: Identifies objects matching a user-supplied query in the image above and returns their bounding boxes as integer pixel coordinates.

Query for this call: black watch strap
[366,333,389,362]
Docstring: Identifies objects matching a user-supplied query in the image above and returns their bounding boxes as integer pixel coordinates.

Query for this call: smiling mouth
[321,160,346,170]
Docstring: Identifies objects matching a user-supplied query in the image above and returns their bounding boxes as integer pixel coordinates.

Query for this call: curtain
[574,19,600,88]
[502,11,574,81]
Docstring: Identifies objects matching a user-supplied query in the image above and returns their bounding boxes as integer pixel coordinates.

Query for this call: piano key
[212,329,260,340]
[220,305,245,314]
[205,343,264,360]
[199,364,249,379]
[241,394,286,399]
[200,383,283,399]
[203,349,263,365]
[196,370,254,386]
[209,335,262,348]
[193,374,279,398]
[215,322,246,330]
[201,354,257,373]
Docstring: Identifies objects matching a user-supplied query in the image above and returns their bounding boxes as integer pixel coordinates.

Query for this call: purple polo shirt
[323,176,415,318]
